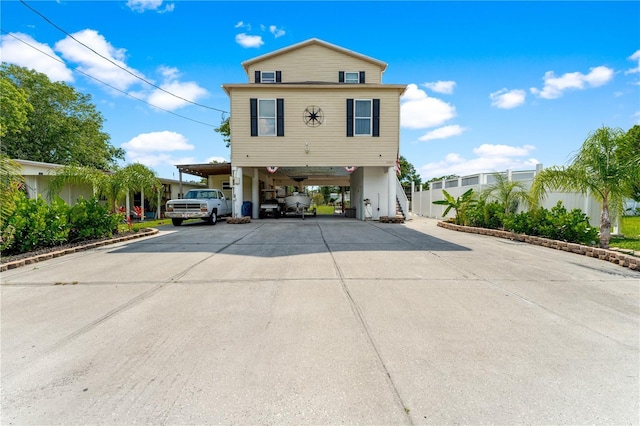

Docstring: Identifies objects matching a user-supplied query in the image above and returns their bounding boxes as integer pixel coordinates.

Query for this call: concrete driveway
[1,216,638,425]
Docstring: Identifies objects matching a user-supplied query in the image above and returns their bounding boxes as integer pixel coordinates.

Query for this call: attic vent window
[261,71,276,83]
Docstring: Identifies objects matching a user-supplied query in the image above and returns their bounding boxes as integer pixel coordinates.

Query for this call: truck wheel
[172,218,183,226]
[209,211,217,225]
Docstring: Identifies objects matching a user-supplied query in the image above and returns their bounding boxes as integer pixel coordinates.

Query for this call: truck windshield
[184,190,217,199]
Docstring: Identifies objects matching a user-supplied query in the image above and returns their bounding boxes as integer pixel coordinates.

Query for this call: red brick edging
[437,221,639,271]
[0,228,159,272]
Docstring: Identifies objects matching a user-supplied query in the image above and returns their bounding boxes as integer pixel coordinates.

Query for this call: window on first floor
[355,100,372,135]
[258,99,276,136]
[251,98,284,137]
[346,98,380,137]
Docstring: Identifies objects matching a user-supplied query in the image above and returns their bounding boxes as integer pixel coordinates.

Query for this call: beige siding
[247,44,383,84]
[229,86,402,168]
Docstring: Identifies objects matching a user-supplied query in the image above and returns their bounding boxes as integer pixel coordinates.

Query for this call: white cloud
[158,65,179,80]
[269,25,286,38]
[634,111,640,125]
[122,131,194,153]
[422,80,456,95]
[420,144,538,179]
[54,29,143,91]
[143,66,208,111]
[625,50,640,75]
[0,33,73,82]
[473,144,535,157]
[126,0,174,13]
[530,66,614,99]
[400,84,456,129]
[418,125,466,141]
[490,88,526,109]
[147,80,208,110]
[235,33,264,48]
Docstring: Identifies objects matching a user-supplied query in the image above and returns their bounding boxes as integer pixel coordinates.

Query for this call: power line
[1,30,222,128]
[18,0,229,115]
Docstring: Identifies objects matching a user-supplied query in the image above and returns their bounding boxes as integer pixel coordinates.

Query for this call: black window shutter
[339,71,345,83]
[255,71,261,83]
[346,99,354,137]
[250,98,258,136]
[359,71,366,84]
[276,71,282,83]
[276,98,284,137]
[372,99,380,137]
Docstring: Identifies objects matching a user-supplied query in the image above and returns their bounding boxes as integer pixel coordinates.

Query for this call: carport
[172,162,358,219]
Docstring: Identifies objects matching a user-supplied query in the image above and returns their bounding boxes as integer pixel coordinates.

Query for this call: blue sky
[2,0,639,181]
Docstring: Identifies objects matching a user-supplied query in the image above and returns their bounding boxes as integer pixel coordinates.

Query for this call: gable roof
[241,38,388,73]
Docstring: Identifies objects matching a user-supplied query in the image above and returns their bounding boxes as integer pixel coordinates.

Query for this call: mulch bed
[1,228,158,272]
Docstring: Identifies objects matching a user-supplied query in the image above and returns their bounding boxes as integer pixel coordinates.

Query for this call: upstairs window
[339,71,365,84]
[345,72,359,84]
[255,70,281,83]
[261,71,276,83]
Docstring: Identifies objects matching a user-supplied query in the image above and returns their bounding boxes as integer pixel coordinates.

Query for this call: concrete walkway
[1,216,638,424]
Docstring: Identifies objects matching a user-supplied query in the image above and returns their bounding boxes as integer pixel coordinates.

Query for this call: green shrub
[2,193,69,254]
[1,194,122,256]
[466,200,504,229]
[503,201,598,245]
[68,196,121,242]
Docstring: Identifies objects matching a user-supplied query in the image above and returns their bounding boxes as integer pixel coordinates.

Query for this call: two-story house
[221,38,407,220]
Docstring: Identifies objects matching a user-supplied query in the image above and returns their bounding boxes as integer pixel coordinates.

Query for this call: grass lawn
[117,218,171,233]
[610,216,640,251]
[314,205,337,215]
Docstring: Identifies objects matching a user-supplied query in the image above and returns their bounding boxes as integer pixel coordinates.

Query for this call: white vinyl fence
[410,165,620,230]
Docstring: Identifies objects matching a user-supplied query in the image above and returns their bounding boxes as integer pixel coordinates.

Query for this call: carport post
[388,166,396,217]
[232,166,243,217]
[252,168,259,219]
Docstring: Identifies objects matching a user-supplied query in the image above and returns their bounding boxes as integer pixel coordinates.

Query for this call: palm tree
[48,163,161,215]
[117,163,162,218]
[48,164,109,199]
[481,172,530,216]
[530,126,639,248]
[432,188,477,225]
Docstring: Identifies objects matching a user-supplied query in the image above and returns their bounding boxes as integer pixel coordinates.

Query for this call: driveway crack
[316,223,414,425]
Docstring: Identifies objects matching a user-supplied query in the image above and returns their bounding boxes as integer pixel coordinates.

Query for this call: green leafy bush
[1,193,122,256]
[68,196,121,242]
[2,193,69,254]
[503,201,598,245]
[466,200,505,229]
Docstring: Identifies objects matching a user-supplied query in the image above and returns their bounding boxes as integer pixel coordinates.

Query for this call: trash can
[241,201,252,217]
[345,207,356,218]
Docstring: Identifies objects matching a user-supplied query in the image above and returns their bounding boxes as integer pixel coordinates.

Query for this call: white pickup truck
[165,189,232,226]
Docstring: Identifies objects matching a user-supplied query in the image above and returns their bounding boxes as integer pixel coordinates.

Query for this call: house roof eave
[240,38,388,73]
